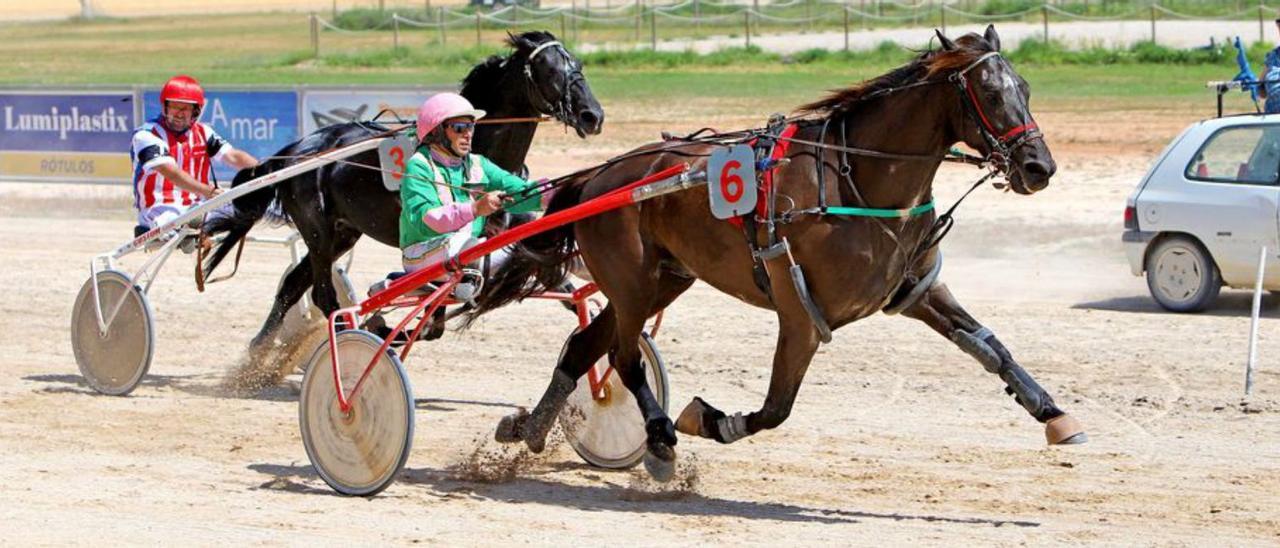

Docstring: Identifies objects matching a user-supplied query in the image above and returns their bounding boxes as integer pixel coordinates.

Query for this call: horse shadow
[23,373,523,412]
[1072,291,1280,319]
[246,462,1039,529]
[21,373,226,398]
[23,371,307,401]
[416,397,520,413]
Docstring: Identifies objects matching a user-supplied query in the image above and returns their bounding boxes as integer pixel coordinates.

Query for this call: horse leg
[675,308,821,446]
[612,283,681,480]
[249,257,314,349]
[495,304,616,451]
[305,227,361,318]
[901,283,1087,445]
[496,271,695,457]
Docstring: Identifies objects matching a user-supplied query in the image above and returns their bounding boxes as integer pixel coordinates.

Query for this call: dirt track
[2,104,1279,544]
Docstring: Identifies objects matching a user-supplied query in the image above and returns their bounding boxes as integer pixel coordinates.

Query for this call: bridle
[947,51,1043,171]
[521,40,586,125]
[795,49,1046,294]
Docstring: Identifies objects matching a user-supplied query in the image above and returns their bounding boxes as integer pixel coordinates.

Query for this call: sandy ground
[2,100,1279,544]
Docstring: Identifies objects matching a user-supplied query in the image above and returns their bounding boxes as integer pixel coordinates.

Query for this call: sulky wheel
[559,332,668,469]
[70,270,154,396]
[299,329,414,496]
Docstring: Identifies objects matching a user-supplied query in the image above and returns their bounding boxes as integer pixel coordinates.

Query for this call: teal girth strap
[823,200,935,219]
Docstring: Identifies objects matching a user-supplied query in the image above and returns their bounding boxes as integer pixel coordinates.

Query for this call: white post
[1246,245,1266,396]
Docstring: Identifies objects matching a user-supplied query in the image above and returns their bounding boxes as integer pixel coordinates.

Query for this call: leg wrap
[715,412,750,444]
[951,327,1061,422]
[949,327,1000,373]
[995,361,1057,421]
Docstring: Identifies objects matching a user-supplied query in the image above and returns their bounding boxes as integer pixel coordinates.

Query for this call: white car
[1124,114,1280,312]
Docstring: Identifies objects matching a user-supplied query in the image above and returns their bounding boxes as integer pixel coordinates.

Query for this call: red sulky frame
[325,163,700,413]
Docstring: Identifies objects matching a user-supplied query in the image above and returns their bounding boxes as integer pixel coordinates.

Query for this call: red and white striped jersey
[130,119,232,211]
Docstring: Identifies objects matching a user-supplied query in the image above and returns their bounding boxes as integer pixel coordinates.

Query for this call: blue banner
[143,90,299,181]
[302,90,439,135]
[0,92,135,153]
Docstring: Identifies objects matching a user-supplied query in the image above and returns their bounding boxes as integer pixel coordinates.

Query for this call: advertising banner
[143,89,300,182]
[0,86,447,184]
[0,91,136,181]
[301,89,446,135]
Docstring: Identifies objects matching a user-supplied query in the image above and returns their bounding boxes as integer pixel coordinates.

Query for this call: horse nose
[1023,158,1053,177]
[1021,158,1054,191]
[577,109,603,134]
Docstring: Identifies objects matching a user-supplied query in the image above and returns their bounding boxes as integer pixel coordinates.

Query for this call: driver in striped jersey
[130,75,258,234]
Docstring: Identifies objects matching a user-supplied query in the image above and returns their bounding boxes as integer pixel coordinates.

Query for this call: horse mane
[796,33,995,117]
[459,30,561,105]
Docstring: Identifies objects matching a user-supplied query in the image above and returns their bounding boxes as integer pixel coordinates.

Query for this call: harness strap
[194,225,247,292]
[825,201,936,219]
[735,116,796,301]
[741,214,774,301]
[526,41,563,68]
[416,151,486,207]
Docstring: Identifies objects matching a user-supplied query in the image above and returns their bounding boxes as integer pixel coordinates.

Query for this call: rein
[508,50,1037,241]
[754,50,1038,298]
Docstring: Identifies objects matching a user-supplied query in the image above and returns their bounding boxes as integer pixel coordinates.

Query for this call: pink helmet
[416,92,485,137]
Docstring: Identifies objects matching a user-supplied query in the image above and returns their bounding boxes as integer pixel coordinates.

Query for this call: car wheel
[1145,236,1222,312]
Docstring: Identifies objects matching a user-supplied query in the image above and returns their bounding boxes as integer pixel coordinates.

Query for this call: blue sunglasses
[447,121,476,133]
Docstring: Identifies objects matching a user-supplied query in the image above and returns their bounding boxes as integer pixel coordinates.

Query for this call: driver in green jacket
[400,92,548,278]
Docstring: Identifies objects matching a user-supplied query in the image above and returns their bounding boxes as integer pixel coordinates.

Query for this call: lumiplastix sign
[0,91,136,181]
[0,85,453,184]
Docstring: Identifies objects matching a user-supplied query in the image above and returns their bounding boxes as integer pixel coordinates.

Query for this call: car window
[1186,125,1280,185]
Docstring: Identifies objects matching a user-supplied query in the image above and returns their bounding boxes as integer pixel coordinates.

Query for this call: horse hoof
[647,417,678,447]
[675,398,710,437]
[643,450,676,483]
[495,408,529,444]
[1045,414,1087,445]
[1056,432,1088,445]
[526,435,546,454]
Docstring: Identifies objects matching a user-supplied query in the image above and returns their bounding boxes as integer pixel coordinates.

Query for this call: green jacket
[399,147,543,250]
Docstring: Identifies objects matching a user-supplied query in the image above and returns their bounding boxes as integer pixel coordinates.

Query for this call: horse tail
[465,178,587,327]
[201,164,277,278]
[201,122,385,279]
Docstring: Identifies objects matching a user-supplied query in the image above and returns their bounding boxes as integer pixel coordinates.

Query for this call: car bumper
[1122,230,1155,276]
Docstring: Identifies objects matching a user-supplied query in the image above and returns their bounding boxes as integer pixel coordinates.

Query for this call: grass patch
[300,37,1260,72]
[0,11,1265,117]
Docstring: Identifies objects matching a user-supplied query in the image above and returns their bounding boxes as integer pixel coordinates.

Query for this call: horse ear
[984,24,1001,52]
[935,29,956,51]
[506,31,532,52]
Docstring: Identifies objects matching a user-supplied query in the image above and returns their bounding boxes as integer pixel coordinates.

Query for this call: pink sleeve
[422,202,476,233]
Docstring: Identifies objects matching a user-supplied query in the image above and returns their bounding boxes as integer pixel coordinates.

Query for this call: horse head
[508,31,604,137]
[936,25,1055,194]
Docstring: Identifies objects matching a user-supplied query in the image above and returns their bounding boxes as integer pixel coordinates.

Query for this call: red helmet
[159,75,205,113]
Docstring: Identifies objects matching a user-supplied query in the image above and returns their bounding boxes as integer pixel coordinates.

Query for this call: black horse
[203,31,603,354]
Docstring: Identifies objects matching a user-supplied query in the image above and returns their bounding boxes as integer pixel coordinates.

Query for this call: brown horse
[473,26,1085,481]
